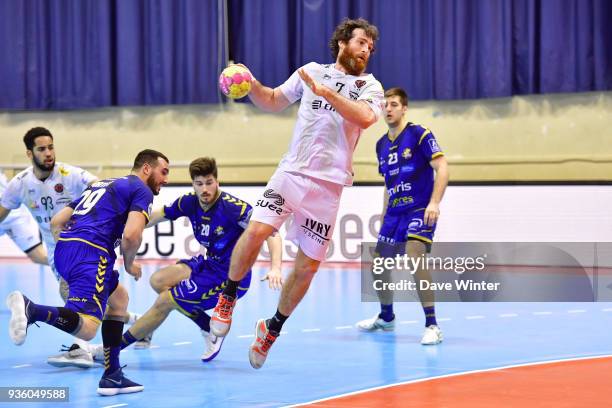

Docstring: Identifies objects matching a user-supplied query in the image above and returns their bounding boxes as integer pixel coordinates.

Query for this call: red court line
[301,356,612,408]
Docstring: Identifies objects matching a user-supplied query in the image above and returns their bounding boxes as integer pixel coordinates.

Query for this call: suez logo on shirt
[255,189,285,215]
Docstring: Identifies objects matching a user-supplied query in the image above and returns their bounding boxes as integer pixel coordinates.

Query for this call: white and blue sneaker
[421,325,443,345]
[134,332,153,349]
[47,344,94,368]
[201,330,225,362]
[97,366,144,396]
[355,314,395,332]
[6,291,33,345]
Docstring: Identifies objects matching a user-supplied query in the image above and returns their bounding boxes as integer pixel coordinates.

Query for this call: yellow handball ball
[218,65,253,99]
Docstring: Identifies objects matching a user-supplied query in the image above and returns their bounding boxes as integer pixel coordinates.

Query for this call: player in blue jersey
[105,157,282,362]
[6,149,170,396]
[356,88,449,345]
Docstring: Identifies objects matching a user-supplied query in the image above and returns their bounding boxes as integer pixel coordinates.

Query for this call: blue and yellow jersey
[163,191,252,267]
[59,175,153,254]
[376,123,444,214]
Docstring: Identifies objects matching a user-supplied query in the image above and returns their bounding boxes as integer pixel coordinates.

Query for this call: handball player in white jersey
[0,171,46,265]
[211,18,384,369]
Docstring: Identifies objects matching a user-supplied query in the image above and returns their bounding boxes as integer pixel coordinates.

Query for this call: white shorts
[251,170,343,262]
[0,207,42,253]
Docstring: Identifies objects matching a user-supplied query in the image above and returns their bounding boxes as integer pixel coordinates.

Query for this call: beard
[146,175,160,196]
[338,48,368,76]
[33,156,54,172]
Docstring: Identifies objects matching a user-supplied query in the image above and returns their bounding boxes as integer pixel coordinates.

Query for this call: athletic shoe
[6,291,32,345]
[355,314,395,332]
[97,366,144,396]
[89,344,105,362]
[248,319,279,369]
[210,294,236,337]
[47,344,94,368]
[134,332,153,349]
[127,312,141,325]
[421,325,443,345]
[201,330,225,362]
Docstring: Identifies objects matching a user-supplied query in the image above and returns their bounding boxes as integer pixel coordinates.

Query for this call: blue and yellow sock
[379,303,395,322]
[424,305,437,327]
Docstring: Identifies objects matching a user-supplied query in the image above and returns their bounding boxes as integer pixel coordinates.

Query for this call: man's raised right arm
[249,79,292,113]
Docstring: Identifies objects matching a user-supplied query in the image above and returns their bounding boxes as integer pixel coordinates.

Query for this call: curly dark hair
[23,127,53,150]
[329,18,379,59]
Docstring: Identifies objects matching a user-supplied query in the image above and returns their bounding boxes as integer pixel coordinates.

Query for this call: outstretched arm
[146,207,168,228]
[248,79,292,113]
[51,206,74,242]
[261,232,283,290]
[298,68,377,129]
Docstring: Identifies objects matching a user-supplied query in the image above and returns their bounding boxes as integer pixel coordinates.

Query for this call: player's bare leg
[121,290,174,342]
[149,263,191,294]
[356,249,396,332]
[97,284,143,396]
[408,240,442,345]
[24,243,48,265]
[210,221,275,337]
[249,248,320,369]
[46,277,97,368]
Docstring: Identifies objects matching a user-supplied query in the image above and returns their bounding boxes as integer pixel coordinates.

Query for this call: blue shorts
[169,255,251,316]
[377,208,436,256]
[55,239,119,322]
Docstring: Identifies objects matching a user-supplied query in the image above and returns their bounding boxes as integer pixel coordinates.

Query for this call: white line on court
[499,313,518,318]
[302,328,321,333]
[465,315,485,320]
[533,311,553,315]
[400,320,418,324]
[237,334,254,338]
[12,364,31,368]
[567,309,586,314]
[335,326,353,330]
[437,317,452,322]
[172,341,192,346]
[102,404,128,408]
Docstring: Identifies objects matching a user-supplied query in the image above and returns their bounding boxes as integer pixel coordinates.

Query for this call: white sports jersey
[278,62,384,186]
[1,172,24,225]
[1,163,96,269]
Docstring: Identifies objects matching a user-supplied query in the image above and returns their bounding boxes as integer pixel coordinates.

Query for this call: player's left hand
[298,68,327,97]
[127,262,143,281]
[424,202,440,226]
[261,267,283,290]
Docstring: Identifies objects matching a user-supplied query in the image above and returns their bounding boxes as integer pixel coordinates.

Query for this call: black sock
[267,309,288,334]
[102,319,124,375]
[189,312,211,332]
[222,279,239,298]
[50,307,81,334]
